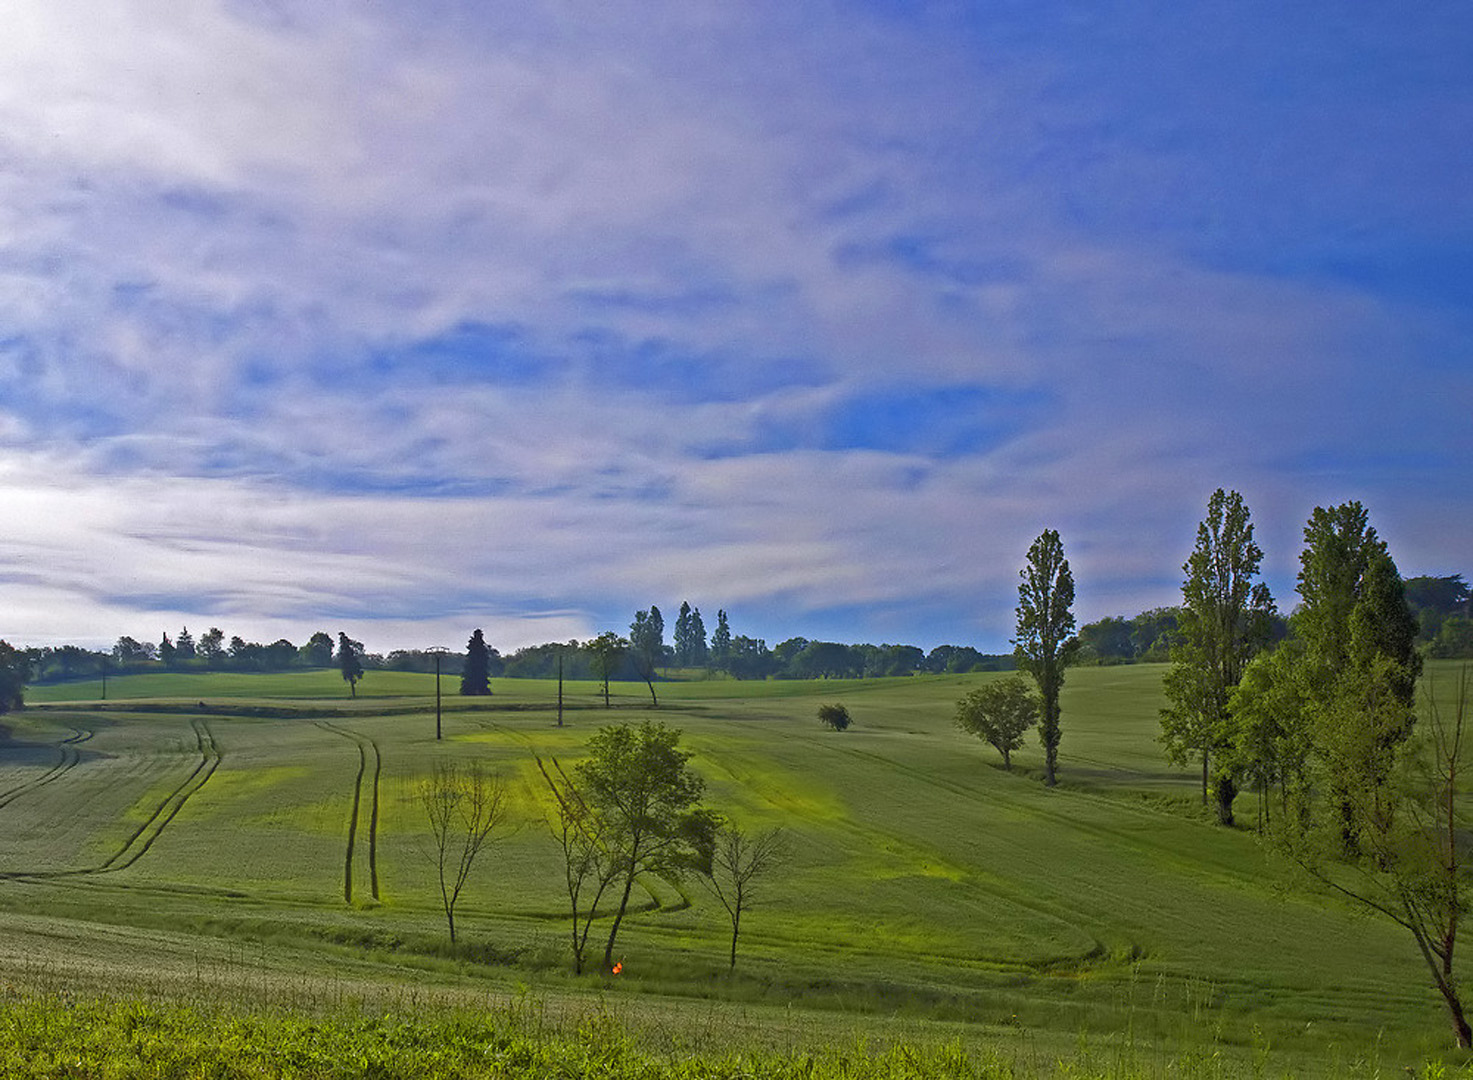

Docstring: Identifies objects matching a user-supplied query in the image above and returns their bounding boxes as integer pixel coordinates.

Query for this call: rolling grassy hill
[4,663,1470,1074]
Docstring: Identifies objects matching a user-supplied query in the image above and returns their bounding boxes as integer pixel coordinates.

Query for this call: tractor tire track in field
[0,727,93,811]
[0,719,220,881]
[315,722,381,905]
[96,718,221,873]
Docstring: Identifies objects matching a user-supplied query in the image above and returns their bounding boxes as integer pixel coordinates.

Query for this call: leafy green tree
[1301,503,1421,849]
[574,722,714,970]
[112,636,154,667]
[1013,529,1080,787]
[1158,489,1276,824]
[536,756,621,974]
[1273,666,1473,1047]
[1230,639,1313,827]
[338,633,365,698]
[1077,616,1136,663]
[702,823,789,970]
[817,703,851,730]
[1404,574,1470,643]
[588,631,626,707]
[1132,608,1181,661]
[418,762,508,944]
[955,676,1038,770]
[794,642,860,679]
[198,627,226,668]
[0,640,29,714]
[460,629,492,696]
[628,608,665,706]
[301,631,334,668]
[158,633,176,668]
[710,610,732,673]
[728,635,774,680]
[1431,616,1473,659]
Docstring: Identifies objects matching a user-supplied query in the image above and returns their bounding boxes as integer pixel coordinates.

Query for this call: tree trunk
[1433,966,1473,1048]
[1001,747,1011,770]
[1200,751,1209,804]
[1214,773,1236,826]
[603,872,637,970]
[729,909,741,970]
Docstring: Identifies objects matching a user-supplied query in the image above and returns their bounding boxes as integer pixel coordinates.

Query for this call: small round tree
[817,703,851,731]
[954,676,1038,769]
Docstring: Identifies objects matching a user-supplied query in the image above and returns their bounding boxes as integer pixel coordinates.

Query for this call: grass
[4,662,1472,1075]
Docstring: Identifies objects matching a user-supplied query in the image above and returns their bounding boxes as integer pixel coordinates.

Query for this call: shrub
[817,703,851,731]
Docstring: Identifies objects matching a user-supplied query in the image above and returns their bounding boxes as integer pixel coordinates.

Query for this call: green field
[3,664,1470,1076]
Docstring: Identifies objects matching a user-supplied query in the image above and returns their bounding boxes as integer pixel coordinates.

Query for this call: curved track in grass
[97,718,221,873]
[0,719,220,880]
[0,726,93,811]
[315,721,381,904]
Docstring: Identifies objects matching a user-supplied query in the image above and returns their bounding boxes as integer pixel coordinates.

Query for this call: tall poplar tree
[1158,489,1276,824]
[1013,529,1080,787]
[710,610,732,673]
[674,602,700,667]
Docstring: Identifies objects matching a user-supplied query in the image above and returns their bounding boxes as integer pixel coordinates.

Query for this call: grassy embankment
[2,663,1470,1076]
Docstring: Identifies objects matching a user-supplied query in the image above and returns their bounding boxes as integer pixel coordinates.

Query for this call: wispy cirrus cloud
[0,0,1468,653]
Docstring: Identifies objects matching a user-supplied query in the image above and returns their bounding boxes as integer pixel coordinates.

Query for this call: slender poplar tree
[1013,529,1080,787]
[1158,489,1276,824]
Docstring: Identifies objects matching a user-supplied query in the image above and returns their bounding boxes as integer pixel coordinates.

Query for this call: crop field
[3,664,1471,1075]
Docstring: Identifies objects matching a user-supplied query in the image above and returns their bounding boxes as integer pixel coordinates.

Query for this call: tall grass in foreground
[0,991,1466,1080]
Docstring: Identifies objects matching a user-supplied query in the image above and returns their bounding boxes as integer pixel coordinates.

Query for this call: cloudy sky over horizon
[1,1,1470,655]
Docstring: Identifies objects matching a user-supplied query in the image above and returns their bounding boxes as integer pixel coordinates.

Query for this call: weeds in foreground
[0,990,1468,1079]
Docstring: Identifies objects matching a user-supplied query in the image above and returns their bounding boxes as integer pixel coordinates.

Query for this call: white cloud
[0,1,1466,653]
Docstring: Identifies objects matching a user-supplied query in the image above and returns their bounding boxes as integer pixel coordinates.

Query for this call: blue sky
[0,1,1469,654]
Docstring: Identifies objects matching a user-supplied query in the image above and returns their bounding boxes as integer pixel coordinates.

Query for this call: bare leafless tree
[418,762,509,945]
[703,822,789,970]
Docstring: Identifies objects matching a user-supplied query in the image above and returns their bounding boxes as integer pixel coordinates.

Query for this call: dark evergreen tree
[710,609,732,672]
[301,631,334,667]
[175,627,196,661]
[688,607,708,667]
[338,632,365,698]
[674,602,695,666]
[460,629,492,696]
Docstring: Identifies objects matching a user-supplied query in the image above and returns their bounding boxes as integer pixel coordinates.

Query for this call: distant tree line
[1073,572,1469,665]
[21,627,476,685]
[493,606,1011,686]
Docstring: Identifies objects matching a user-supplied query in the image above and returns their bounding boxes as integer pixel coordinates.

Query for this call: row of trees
[960,496,1442,816]
[495,627,1009,685]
